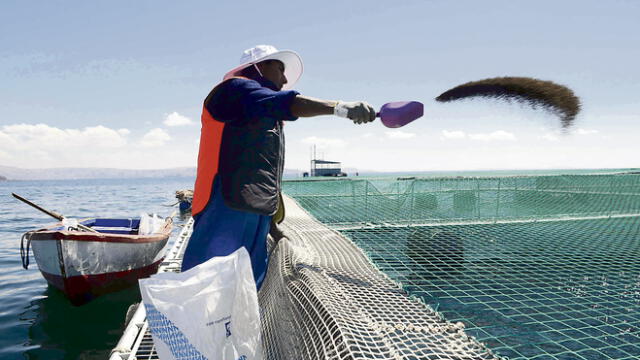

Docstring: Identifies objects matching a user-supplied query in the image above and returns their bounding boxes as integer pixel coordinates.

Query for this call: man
[182,45,376,289]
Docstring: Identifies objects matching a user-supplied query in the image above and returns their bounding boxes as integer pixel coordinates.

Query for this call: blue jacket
[201,76,299,215]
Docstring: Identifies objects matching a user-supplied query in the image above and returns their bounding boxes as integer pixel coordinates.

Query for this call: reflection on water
[24,286,140,360]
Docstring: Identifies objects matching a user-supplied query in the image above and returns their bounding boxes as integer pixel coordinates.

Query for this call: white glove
[334,101,376,124]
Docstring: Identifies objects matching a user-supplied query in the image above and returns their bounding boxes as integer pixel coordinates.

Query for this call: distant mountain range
[0,165,197,180]
[4,165,632,181]
[0,165,307,180]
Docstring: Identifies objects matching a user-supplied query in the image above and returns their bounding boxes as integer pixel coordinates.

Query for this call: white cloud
[441,130,516,141]
[540,133,560,141]
[468,130,517,142]
[441,130,466,139]
[0,122,202,169]
[576,128,599,135]
[83,126,129,147]
[1,123,127,148]
[385,130,416,139]
[0,129,16,146]
[163,112,193,127]
[140,128,171,147]
[301,136,347,148]
[0,123,131,167]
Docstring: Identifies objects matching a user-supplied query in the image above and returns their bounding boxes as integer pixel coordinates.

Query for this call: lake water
[0,177,194,360]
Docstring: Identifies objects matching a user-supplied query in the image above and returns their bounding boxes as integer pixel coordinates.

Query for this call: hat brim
[223,50,303,90]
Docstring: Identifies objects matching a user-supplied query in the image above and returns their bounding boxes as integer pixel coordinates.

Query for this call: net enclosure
[278,173,640,360]
[113,173,639,360]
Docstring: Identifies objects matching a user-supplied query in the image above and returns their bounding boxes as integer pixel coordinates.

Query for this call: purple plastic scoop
[378,101,424,128]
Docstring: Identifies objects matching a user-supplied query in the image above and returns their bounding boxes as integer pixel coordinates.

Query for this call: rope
[20,231,33,270]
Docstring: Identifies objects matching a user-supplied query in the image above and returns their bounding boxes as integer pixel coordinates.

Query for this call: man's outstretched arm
[291,95,376,124]
[290,95,336,117]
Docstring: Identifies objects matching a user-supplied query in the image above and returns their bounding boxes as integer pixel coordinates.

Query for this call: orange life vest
[192,76,289,217]
[191,104,225,215]
[193,76,257,215]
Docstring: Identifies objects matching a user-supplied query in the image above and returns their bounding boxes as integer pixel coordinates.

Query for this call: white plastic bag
[150,213,164,233]
[139,247,263,360]
[139,213,164,235]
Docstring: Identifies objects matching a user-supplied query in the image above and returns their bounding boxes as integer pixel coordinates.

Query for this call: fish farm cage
[112,173,640,360]
[278,173,640,360]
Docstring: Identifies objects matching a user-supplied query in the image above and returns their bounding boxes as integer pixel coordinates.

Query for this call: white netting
[259,195,499,360]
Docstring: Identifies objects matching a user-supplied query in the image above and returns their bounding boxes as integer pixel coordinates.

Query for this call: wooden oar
[12,193,99,233]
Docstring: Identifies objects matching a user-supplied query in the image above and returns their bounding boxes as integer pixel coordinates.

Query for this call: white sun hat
[223,44,304,90]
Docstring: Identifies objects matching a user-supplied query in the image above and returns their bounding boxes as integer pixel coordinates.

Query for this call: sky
[1,0,638,173]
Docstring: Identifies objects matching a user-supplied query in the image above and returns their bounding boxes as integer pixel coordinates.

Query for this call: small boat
[21,216,172,306]
[175,189,193,213]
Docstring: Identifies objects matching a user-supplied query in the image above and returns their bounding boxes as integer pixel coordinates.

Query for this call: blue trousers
[181,179,272,289]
